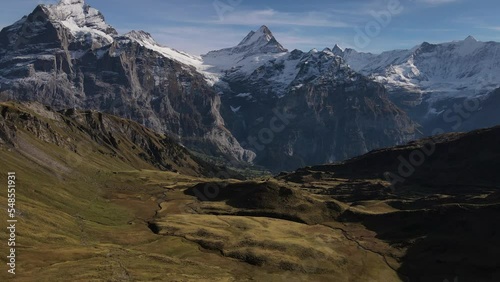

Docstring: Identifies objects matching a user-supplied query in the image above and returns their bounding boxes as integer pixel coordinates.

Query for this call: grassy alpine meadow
[0,102,404,281]
[1,102,498,281]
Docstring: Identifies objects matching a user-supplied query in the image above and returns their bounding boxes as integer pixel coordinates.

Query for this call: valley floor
[0,161,399,281]
[1,103,499,282]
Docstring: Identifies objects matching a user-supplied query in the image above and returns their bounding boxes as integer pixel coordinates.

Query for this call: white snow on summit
[236,25,285,52]
[200,25,291,86]
[42,0,117,46]
[337,36,500,98]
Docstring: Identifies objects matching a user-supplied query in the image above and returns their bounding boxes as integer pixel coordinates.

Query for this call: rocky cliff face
[0,0,255,163]
[0,101,238,177]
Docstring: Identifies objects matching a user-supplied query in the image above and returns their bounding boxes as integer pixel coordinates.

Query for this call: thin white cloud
[419,0,458,4]
[392,27,457,32]
[208,9,349,28]
[484,26,500,31]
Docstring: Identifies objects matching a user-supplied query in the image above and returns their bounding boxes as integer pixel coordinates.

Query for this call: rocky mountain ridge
[337,36,500,99]
[335,37,500,131]
[0,0,255,164]
[0,101,239,177]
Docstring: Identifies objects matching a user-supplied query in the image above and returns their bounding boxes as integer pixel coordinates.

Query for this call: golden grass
[0,102,404,281]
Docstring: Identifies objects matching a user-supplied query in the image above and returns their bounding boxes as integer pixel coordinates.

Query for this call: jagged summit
[59,0,85,5]
[238,25,274,47]
[0,0,116,52]
[464,35,477,42]
[42,0,117,38]
[123,30,157,45]
[336,35,500,110]
[332,44,344,56]
[237,25,287,53]
[322,47,332,53]
[204,25,287,59]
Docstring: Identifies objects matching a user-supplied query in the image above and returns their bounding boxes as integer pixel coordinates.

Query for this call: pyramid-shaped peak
[332,44,344,56]
[235,25,287,54]
[239,25,276,46]
[258,25,272,34]
[203,25,287,58]
[464,35,477,42]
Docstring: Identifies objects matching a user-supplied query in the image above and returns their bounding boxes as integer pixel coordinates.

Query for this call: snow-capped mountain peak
[332,44,344,56]
[204,25,287,61]
[237,25,282,51]
[40,0,117,47]
[199,25,290,86]
[59,0,84,5]
[464,35,477,42]
[337,36,500,101]
[123,30,158,46]
[322,47,333,55]
[238,25,271,45]
[43,0,116,34]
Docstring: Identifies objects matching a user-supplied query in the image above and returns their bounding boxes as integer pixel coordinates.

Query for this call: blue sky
[1,0,499,55]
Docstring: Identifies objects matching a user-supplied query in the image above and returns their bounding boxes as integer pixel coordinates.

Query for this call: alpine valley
[0,1,499,281]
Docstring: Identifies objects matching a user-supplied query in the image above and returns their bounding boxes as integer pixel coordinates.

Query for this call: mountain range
[335,37,500,132]
[1,1,500,281]
[0,0,498,171]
